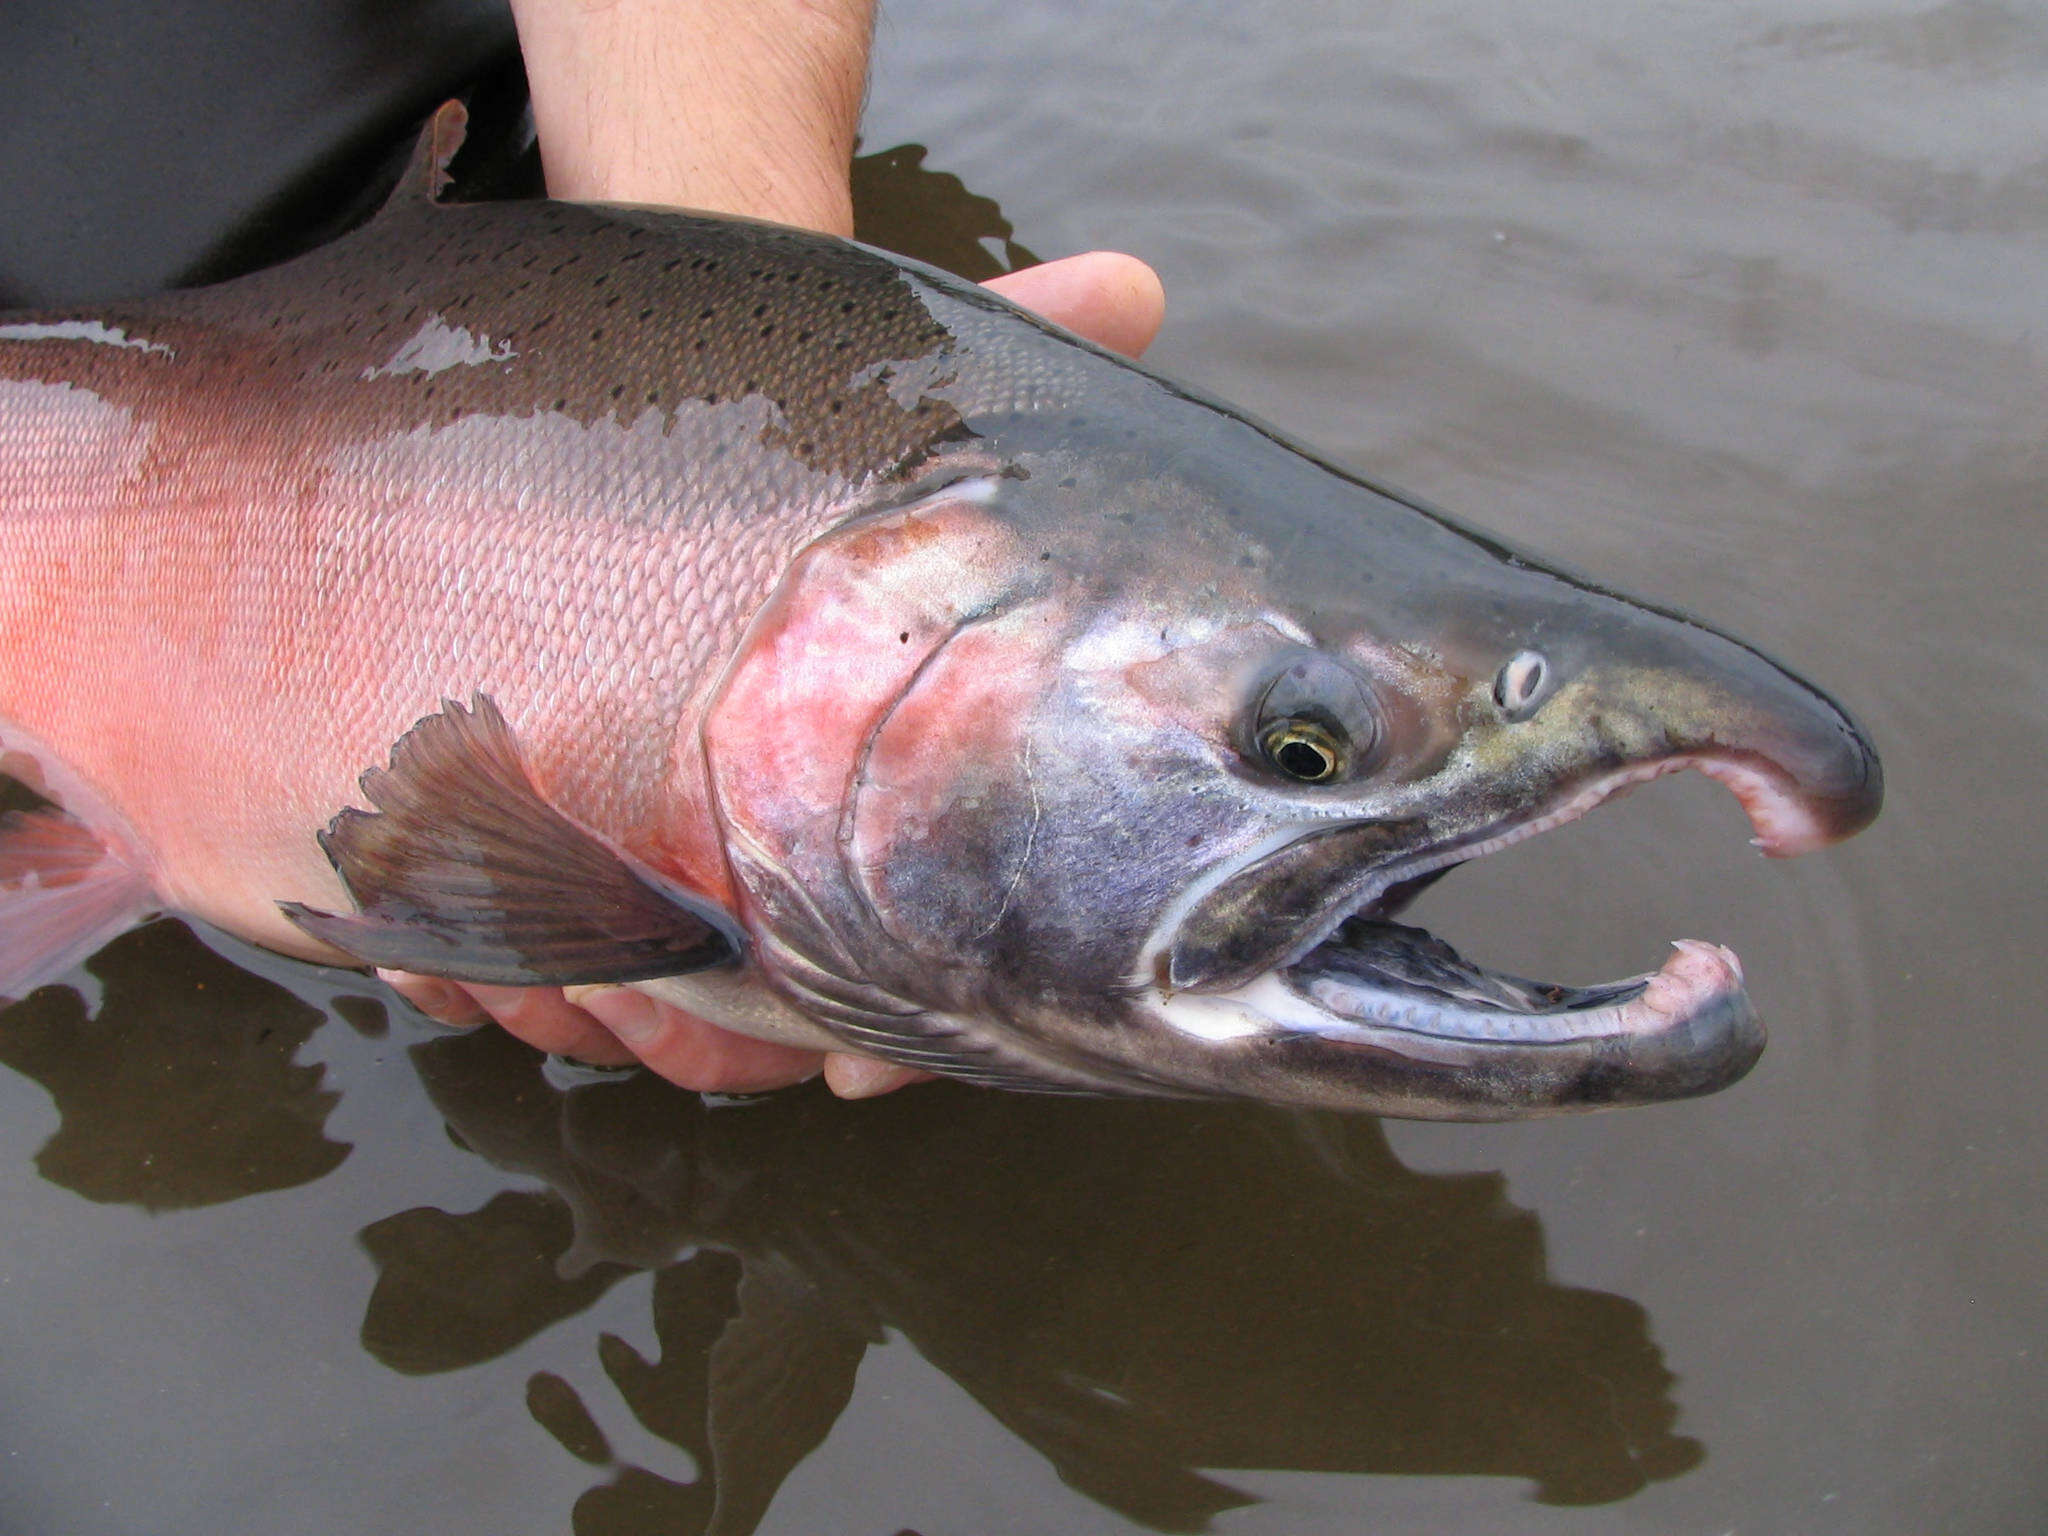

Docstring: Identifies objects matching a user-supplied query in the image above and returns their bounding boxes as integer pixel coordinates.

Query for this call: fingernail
[582,987,665,1046]
[824,1054,922,1100]
[377,969,482,1027]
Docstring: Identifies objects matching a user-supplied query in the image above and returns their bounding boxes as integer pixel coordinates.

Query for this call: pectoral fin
[282,695,738,986]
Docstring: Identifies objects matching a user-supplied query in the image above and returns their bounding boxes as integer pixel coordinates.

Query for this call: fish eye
[1250,650,1381,785]
[1261,717,1347,781]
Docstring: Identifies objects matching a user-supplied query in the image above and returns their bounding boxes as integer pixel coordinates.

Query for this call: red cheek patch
[704,495,1031,900]
[846,607,1062,949]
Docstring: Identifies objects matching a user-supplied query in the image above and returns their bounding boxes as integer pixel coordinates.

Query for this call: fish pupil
[1258,709,1350,783]
[1278,741,1328,777]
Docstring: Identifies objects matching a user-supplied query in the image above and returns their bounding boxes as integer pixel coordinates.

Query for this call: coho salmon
[0,106,1880,1116]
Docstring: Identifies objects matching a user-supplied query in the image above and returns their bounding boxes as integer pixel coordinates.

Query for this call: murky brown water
[2,2,2043,1532]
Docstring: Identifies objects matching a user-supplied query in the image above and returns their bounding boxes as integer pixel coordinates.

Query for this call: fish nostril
[1494,650,1550,719]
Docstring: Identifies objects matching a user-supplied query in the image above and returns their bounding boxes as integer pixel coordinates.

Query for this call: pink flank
[0,332,850,966]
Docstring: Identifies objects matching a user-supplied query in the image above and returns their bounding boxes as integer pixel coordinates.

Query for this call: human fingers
[984,251,1166,360]
[458,982,643,1067]
[379,971,642,1066]
[562,984,829,1094]
[378,968,489,1027]
[822,1055,932,1100]
[384,966,931,1097]
[562,986,932,1099]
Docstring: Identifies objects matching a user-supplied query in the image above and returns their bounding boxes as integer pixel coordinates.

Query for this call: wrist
[512,0,873,235]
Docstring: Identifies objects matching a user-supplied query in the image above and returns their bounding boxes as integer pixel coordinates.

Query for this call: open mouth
[1276,755,1806,1047]
[1289,752,1829,1044]
[1280,904,1744,1048]
[1151,753,1834,1109]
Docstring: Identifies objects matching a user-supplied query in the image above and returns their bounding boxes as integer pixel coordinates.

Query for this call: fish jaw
[1129,756,1799,1118]
[1153,939,1761,1120]
[1100,612,1870,1115]
[1105,640,1876,1114]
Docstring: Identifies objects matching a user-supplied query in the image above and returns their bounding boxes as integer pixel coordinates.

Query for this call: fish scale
[0,133,985,949]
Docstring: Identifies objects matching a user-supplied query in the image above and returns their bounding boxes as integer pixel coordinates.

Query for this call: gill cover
[702,480,1128,1090]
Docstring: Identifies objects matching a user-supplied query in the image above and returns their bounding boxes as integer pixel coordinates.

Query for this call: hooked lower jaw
[1161,920,1757,1053]
[1147,753,1815,1113]
[1152,930,1765,1116]
[1292,925,1747,1049]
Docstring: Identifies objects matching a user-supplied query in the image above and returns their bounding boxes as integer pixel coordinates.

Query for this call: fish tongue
[1316,917,1648,1016]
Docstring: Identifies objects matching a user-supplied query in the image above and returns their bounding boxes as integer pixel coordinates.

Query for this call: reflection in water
[0,919,350,1208]
[853,142,1041,280]
[359,1024,1701,1532]
[363,1189,638,1375]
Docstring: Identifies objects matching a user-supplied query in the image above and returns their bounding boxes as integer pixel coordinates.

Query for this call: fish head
[705,409,1880,1114]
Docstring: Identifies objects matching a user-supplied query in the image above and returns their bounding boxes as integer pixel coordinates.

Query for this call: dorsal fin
[382,99,469,215]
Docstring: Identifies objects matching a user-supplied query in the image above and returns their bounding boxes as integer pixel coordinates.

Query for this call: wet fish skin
[0,107,1880,1115]
[0,127,971,960]
[692,401,1876,1110]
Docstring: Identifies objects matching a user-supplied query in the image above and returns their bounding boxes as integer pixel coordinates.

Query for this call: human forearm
[510,0,875,233]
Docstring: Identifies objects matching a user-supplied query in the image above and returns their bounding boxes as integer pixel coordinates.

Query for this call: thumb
[982,251,1165,360]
